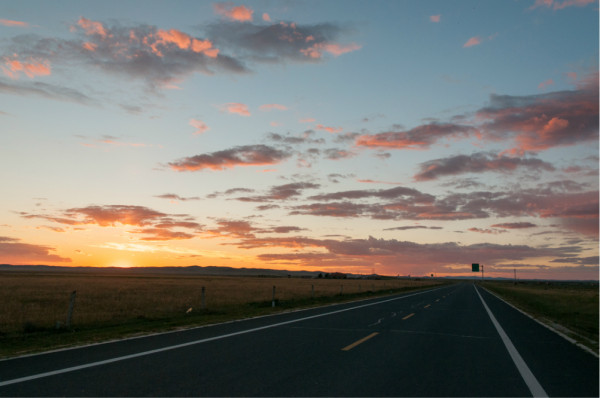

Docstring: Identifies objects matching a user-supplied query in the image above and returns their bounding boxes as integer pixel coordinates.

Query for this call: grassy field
[0,271,444,358]
[483,280,599,353]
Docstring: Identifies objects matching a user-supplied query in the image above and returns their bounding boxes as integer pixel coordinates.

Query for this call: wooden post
[66,290,76,329]
[201,286,206,309]
[272,286,276,307]
[311,284,314,299]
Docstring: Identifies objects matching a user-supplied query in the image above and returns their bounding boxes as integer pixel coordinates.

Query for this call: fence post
[311,284,314,299]
[66,290,76,329]
[340,284,343,295]
[201,286,206,310]
[272,286,276,307]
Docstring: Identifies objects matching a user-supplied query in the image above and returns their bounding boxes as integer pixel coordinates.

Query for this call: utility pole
[481,265,484,281]
[514,268,517,285]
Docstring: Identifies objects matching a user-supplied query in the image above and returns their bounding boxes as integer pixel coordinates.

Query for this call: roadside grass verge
[483,280,599,354]
[0,271,446,358]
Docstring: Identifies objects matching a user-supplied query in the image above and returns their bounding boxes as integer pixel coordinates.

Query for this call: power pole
[481,265,484,281]
[514,268,517,285]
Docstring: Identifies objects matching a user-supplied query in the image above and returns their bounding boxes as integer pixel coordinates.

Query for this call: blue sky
[0,0,598,279]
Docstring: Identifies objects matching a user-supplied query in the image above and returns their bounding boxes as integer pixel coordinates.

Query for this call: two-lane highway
[1,283,597,396]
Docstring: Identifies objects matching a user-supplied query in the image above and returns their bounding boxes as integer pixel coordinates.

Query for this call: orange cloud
[2,55,51,79]
[77,16,108,38]
[463,36,481,47]
[430,15,441,22]
[190,118,210,135]
[0,19,29,27]
[221,102,251,116]
[262,13,271,22]
[214,3,254,21]
[316,124,343,133]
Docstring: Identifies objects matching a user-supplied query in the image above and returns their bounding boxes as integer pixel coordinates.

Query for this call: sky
[0,0,598,280]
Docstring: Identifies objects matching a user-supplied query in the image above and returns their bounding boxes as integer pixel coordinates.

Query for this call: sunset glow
[0,1,597,280]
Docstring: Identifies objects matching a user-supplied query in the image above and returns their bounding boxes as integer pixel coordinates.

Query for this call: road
[0,283,597,397]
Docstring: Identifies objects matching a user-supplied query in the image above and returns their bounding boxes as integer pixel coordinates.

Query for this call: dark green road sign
[472,263,479,272]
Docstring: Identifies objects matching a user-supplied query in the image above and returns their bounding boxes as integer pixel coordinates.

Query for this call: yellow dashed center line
[341,332,379,351]
[402,313,415,320]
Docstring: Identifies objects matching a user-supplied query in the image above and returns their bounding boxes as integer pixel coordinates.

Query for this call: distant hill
[0,264,324,278]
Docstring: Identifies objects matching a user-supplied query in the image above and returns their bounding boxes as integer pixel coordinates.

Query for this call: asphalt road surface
[1,283,597,397]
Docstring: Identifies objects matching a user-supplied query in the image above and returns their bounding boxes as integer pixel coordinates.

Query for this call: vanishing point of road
[0,283,597,396]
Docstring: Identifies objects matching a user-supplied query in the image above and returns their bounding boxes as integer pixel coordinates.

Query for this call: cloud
[259,103,287,111]
[430,15,441,23]
[262,13,271,22]
[414,152,555,181]
[20,205,203,241]
[538,78,554,90]
[154,193,201,202]
[316,124,343,133]
[0,19,29,27]
[213,3,254,22]
[205,19,361,64]
[235,182,320,202]
[355,123,478,150]
[0,236,71,264]
[529,0,596,10]
[236,234,581,274]
[288,183,599,236]
[2,54,51,79]
[491,222,537,229]
[190,118,210,135]
[0,79,97,105]
[463,36,481,47]
[477,73,599,154]
[220,102,251,116]
[168,144,292,171]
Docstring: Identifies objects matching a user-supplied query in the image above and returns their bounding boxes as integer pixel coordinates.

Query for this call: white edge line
[0,286,447,387]
[481,285,599,358]
[474,285,548,398]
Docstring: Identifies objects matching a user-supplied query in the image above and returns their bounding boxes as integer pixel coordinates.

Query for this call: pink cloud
[221,102,251,116]
[0,19,29,27]
[2,55,51,79]
[213,3,254,22]
[300,117,316,123]
[300,42,362,58]
[478,72,599,154]
[538,78,554,89]
[190,118,210,135]
[259,103,288,111]
[430,14,441,23]
[262,13,271,22]
[463,36,481,48]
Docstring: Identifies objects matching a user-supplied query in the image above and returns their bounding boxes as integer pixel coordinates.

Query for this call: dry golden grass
[0,271,440,335]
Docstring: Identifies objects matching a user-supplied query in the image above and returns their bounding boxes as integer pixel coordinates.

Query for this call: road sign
[472,263,479,272]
